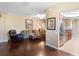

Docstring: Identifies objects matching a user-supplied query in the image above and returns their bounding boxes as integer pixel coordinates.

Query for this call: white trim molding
[46,43,58,50]
[0,40,8,43]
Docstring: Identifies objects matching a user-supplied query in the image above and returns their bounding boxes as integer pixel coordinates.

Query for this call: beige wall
[33,19,40,29]
[33,19,46,30]
[45,2,79,49]
[64,19,71,28]
[6,13,26,34]
[64,19,72,30]
[5,13,27,40]
[0,12,7,42]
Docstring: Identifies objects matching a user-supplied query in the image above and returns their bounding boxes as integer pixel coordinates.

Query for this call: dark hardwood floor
[0,38,72,56]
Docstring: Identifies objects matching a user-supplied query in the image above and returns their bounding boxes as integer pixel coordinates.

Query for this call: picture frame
[25,19,33,29]
[47,17,56,30]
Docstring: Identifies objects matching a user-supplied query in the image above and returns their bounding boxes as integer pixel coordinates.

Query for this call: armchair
[8,30,23,42]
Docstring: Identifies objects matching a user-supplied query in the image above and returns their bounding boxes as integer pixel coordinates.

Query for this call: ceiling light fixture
[35,14,46,19]
[31,14,46,19]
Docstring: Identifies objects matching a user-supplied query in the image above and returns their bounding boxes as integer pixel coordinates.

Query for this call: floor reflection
[0,38,72,56]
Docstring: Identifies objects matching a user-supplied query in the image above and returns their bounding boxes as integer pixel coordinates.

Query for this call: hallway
[59,19,79,56]
[60,37,79,56]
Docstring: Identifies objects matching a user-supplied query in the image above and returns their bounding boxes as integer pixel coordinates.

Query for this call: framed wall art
[25,19,33,29]
[47,17,56,30]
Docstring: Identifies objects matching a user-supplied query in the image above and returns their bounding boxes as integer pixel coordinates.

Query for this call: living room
[1,2,79,56]
[0,2,53,56]
[0,8,47,55]
[3,12,46,41]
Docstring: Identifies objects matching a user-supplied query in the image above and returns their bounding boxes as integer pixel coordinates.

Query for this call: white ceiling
[0,2,57,16]
[61,9,79,19]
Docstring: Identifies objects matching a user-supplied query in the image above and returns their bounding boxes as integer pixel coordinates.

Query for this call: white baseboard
[46,43,58,50]
[0,40,8,43]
